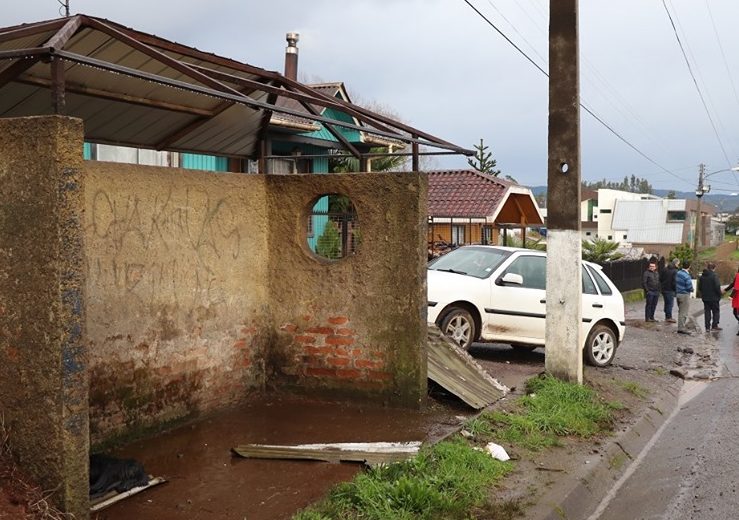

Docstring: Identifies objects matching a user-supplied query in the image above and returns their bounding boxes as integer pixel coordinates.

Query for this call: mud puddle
[94,393,469,520]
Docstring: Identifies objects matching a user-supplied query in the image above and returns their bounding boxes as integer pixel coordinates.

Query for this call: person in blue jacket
[675,260,693,335]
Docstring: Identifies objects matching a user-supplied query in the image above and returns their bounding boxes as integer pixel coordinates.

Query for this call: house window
[451,225,465,245]
[586,231,592,236]
[482,226,493,245]
[599,209,612,214]
[607,235,612,240]
[667,210,686,222]
[623,234,627,239]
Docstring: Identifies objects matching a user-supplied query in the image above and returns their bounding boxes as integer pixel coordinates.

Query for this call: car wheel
[440,308,476,350]
[584,324,617,367]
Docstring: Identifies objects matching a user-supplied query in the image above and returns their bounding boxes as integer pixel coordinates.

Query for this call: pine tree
[316,222,342,259]
[467,138,501,176]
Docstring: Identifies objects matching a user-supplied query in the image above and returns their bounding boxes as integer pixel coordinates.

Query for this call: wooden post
[545,0,582,383]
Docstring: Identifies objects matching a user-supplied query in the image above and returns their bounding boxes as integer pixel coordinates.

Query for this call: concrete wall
[0,116,428,517]
[0,116,88,518]
[266,174,428,407]
[85,162,271,444]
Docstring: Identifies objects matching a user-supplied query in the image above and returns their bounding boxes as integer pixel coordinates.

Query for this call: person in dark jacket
[642,260,661,322]
[659,258,679,323]
[698,262,723,331]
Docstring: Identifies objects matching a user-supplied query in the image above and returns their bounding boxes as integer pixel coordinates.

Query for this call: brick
[280,323,298,333]
[328,316,349,325]
[327,357,351,367]
[336,369,362,379]
[335,328,355,336]
[326,335,353,346]
[233,339,247,350]
[352,349,363,357]
[367,371,392,381]
[294,335,316,344]
[306,326,334,335]
[355,359,384,370]
[306,367,337,378]
[333,347,348,356]
[301,315,312,322]
[305,345,333,356]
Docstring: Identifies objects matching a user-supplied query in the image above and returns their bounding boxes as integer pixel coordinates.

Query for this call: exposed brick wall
[281,316,392,389]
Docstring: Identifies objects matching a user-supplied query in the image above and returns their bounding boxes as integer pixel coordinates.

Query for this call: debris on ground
[427,326,508,409]
[89,454,166,512]
[232,441,422,466]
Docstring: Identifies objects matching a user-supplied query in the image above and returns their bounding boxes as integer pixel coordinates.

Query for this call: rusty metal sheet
[427,327,507,409]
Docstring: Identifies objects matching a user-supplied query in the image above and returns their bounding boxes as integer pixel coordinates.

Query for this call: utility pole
[545,0,582,383]
[693,163,708,260]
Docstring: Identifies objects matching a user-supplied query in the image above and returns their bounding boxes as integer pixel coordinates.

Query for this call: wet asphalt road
[589,302,739,520]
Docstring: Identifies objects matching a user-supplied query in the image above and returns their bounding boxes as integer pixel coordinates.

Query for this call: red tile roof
[428,170,515,218]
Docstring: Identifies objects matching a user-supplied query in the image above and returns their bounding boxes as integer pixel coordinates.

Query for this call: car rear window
[587,265,613,295]
[429,247,511,279]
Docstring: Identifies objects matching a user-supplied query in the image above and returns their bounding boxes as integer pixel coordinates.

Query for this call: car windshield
[429,246,510,279]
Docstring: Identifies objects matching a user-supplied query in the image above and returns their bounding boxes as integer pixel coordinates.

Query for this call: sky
[3,0,739,193]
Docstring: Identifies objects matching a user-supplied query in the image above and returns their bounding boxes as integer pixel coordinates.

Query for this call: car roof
[455,245,604,271]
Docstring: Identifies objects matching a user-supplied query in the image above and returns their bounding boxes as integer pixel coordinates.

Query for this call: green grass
[621,289,644,304]
[731,249,739,261]
[697,247,716,260]
[294,375,615,519]
[293,439,512,520]
[480,375,614,451]
[621,381,648,399]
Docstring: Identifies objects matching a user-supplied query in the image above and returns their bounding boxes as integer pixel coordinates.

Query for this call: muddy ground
[0,300,728,519]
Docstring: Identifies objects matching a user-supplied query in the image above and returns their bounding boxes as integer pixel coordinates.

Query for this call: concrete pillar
[0,116,89,518]
[545,0,583,383]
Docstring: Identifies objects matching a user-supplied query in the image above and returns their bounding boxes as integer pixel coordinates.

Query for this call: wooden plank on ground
[232,441,422,465]
[427,327,508,409]
[90,476,167,512]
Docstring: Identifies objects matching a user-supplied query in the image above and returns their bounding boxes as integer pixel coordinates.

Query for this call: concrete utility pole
[545,0,582,383]
[693,163,707,260]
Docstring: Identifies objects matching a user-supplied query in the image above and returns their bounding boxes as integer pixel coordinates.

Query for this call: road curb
[527,377,684,520]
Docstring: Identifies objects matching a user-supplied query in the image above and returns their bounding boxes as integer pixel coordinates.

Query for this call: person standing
[660,258,678,323]
[698,262,723,331]
[676,260,693,335]
[729,266,739,336]
[642,260,661,322]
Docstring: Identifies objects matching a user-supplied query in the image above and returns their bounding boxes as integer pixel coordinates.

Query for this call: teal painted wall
[300,107,362,143]
[83,142,92,160]
[181,153,229,172]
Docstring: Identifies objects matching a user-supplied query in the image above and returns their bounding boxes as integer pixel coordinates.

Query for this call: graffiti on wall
[87,186,243,310]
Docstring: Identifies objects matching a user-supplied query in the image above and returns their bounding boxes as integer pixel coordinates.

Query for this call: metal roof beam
[44,15,83,50]
[53,49,464,152]
[0,19,67,44]
[0,57,41,90]
[16,73,216,116]
[295,99,362,159]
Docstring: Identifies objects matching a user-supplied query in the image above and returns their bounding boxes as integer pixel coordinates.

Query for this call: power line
[661,0,733,170]
[461,0,688,185]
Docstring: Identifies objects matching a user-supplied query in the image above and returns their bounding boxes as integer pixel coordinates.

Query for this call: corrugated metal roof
[0,15,473,160]
[612,199,685,244]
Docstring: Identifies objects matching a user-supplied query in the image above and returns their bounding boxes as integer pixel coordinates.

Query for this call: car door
[486,254,547,345]
[581,265,602,341]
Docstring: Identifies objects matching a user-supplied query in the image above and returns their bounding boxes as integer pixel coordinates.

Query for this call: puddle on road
[95,393,468,520]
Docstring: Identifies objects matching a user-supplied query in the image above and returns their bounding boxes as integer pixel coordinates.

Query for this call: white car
[427,245,625,367]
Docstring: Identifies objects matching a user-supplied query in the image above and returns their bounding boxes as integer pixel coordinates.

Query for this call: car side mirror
[498,273,524,286]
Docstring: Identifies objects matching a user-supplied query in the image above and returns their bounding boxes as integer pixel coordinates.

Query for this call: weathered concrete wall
[266,174,429,407]
[0,116,88,518]
[84,163,271,443]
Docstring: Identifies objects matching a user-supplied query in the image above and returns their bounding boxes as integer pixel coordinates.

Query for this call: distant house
[427,170,543,251]
[580,189,719,258]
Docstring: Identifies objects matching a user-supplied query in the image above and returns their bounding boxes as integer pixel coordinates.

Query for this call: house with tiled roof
[427,170,543,252]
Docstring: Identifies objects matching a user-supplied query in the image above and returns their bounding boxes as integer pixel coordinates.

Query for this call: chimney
[284,32,299,80]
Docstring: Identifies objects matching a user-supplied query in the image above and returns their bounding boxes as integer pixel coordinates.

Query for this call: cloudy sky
[4,1,739,192]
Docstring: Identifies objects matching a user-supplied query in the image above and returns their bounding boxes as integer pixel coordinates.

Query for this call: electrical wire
[661,0,733,171]
[461,0,690,186]
[57,0,70,17]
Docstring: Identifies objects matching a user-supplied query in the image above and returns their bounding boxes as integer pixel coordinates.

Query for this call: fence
[598,258,649,293]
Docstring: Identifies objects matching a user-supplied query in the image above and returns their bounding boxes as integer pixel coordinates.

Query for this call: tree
[467,138,501,176]
[668,243,694,267]
[316,222,342,259]
[582,237,623,263]
[666,190,676,199]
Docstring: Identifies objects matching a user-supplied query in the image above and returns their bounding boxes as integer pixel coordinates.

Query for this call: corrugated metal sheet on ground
[427,327,507,409]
